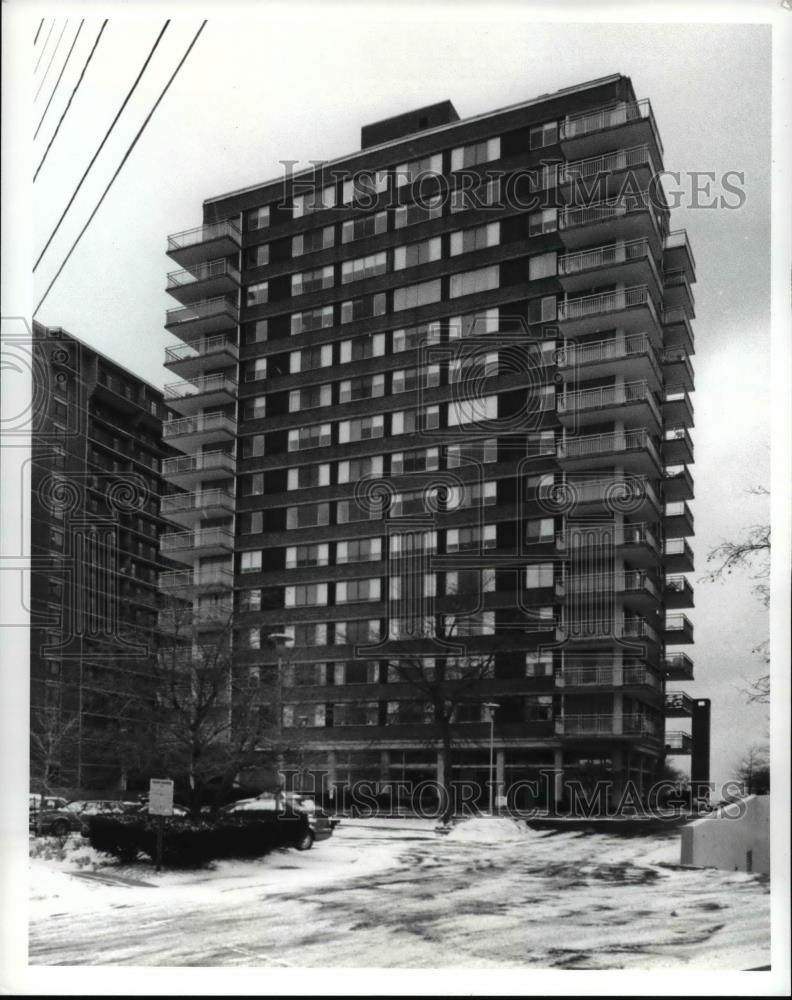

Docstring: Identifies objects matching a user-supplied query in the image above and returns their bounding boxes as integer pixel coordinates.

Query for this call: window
[393,237,441,270]
[524,695,554,721]
[243,320,268,343]
[530,121,558,148]
[450,222,500,256]
[336,578,381,603]
[240,551,262,574]
[239,511,263,534]
[528,208,558,236]
[540,296,557,322]
[341,212,387,244]
[289,384,332,411]
[525,517,555,543]
[396,153,442,187]
[286,503,331,529]
[291,344,333,372]
[391,366,440,394]
[525,650,554,676]
[449,352,498,383]
[336,537,382,564]
[392,406,439,434]
[291,266,334,296]
[450,177,500,213]
[337,498,385,524]
[285,583,328,607]
[449,266,499,299]
[238,589,261,612]
[387,701,433,724]
[339,333,385,362]
[246,281,268,306]
[342,170,389,204]
[451,137,500,170]
[526,563,555,588]
[292,226,334,256]
[337,455,383,483]
[293,185,336,217]
[242,472,264,496]
[452,611,495,636]
[288,423,332,451]
[390,447,439,474]
[341,294,386,324]
[245,244,269,268]
[392,322,441,353]
[332,702,379,726]
[341,252,387,284]
[393,279,441,312]
[287,464,330,490]
[444,481,497,509]
[446,524,497,553]
[529,252,557,281]
[394,196,443,229]
[288,622,328,646]
[338,374,385,402]
[526,429,555,455]
[241,395,266,420]
[447,393,497,426]
[291,305,334,335]
[390,530,437,556]
[448,307,499,340]
[244,358,267,382]
[334,620,380,645]
[338,415,384,443]
[247,205,270,230]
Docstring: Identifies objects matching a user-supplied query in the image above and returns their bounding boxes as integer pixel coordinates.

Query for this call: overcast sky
[23,10,774,791]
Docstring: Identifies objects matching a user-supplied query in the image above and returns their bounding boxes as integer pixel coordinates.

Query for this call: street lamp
[265,633,292,804]
[483,702,500,816]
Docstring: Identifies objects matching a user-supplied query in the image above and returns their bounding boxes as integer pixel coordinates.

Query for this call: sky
[15,8,778,791]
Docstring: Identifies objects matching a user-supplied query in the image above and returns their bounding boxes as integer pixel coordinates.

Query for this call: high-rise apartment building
[160,74,696,806]
[30,322,174,790]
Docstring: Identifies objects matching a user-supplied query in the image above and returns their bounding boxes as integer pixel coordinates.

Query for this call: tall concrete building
[30,322,174,790]
[160,74,697,807]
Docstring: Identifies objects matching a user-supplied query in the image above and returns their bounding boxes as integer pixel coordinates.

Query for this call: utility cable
[34,19,69,102]
[34,21,84,139]
[34,19,56,74]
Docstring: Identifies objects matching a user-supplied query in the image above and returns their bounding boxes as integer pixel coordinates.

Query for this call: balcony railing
[557,332,658,371]
[665,613,693,632]
[564,617,659,645]
[560,99,662,155]
[557,713,661,737]
[559,379,660,420]
[558,284,654,322]
[560,144,658,184]
[665,731,693,752]
[665,690,694,715]
[165,296,239,330]
[160,489,234,516]
[566,570,660,600]
[162,412,237,440]
[164,373,237,402]
[166,259,240,291]
[666,574,693,594]
[664,652,694,679]
[164,335,238,364]
[161,527,235,552]
[561,475,660,512]
[162,450,235,478]
[558,428,660,464]
[664,229,697,271]
[558,238,650,277]
[167,219,241,253]
[159,566,234,591]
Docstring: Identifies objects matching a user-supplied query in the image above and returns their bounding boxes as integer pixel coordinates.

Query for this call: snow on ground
[28,820,770,969]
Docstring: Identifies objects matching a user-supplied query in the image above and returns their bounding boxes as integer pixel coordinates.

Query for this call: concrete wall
[681,795,769,874]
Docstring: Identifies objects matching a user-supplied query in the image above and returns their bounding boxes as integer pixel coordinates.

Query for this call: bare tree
[734,743,770,795]
[30,703,80,834]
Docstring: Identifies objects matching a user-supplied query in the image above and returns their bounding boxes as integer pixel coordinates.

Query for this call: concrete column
[613,691,623,735]
[496,750,505,807]
[326,749,337,805]
[379,749,390,782]
[553,748,564,805]
[436,749,445,790]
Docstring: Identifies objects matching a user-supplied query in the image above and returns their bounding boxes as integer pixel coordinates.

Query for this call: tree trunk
[440,719,454,824]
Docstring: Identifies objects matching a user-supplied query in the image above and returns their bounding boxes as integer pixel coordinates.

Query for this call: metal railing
[165,335,238,364]
[664,229,696,270]
[167,219,241,252]
[559,475,660,512]
[162,450,235,477]
[665,613,694,636]
[558,284,653,322]
[164,373,238,401]
[666,575,693,595]
[664,652,694,677]
[560,379,660,419]
[557,332,658,371]
[561,144,657,184]
[165,296,239,328]
[166,258,240,290]
[665,731,693,751]
[160,489,234,515]
[159,566,234,590]
[163,412,237,440]
[623,666,662,690]
[161,527,235,552]
[557,713,660,737]
[561,99,662,155]
[558,428,659,463]
[558,237,649,276]
[664,538,693,558]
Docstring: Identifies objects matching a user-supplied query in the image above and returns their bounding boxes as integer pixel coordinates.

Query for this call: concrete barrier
[680,795,769,874]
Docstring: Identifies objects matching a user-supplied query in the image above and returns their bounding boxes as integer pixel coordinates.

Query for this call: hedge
[87,809,311,867]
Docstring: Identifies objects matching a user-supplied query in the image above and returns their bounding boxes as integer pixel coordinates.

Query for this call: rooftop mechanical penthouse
[160,74,699,809]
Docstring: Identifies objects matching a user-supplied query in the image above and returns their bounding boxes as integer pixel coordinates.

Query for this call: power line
[34,20,56,73]
[34,19,69,103]
[35,21,170,270]
[35,21,85,142]
[35,19,45,46]
[34,19,108,184]
[34,21,208,318]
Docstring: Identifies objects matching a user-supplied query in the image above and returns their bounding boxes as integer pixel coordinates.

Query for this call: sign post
[148,778,174,872]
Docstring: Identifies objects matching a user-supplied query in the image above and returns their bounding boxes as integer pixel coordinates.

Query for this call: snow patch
[445,817,535,843]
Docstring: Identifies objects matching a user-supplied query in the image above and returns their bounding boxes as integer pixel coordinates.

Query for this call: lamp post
[265,633,292,804]
[483,702,500,816]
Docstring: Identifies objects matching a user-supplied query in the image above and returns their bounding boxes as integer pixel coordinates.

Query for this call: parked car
[29,806,84,837]
[63,799,138,817]
[222,794,335,849]
[29,793,68,812]
[129,801,189,817]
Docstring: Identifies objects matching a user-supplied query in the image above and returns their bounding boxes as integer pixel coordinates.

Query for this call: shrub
[87,808,310,867]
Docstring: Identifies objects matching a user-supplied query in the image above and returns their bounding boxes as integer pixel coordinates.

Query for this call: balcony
[662,306,695,357]
[556,285,661,341]
[557,333,662,389]
[164,296,239,342]
[663,465,694,503]
[664,538,694,573]
[558,379,661,430]
[663,230,696,284]
[559,99,663,162]
[664,613,694,644]
[567,570,661,611]
[158,600,233,635]
[162,450,235,488]
[160,488,235,528]
[557,428,662,475]
[664,652,694,681]
[663,347,695,392]
[664,501,694,539]
[164,335,239,378]
[664,731,693,754]
[665,575,694,609]
[563,616,660,647]
[556,713,661,739]
[558,192,666,250]
[564,521,661,569]
[162,411,237,448]
[562,475,660,520]
[160,526,235,564]
[663,268,695,317]
[166,219,241,269]
[557,237,661,298]
[663,388,694,428]
[159,565,234,596]
[663,426,694,467]
[163,373,237,416]
[559,144,661,200]
[166,259,240,305]
[556,665,662,690]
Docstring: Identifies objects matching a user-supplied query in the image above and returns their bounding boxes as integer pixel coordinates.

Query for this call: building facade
[160,74,697,807]
[30,322,174,790]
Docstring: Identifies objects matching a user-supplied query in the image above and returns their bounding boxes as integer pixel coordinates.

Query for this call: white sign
[149,778,174,816]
